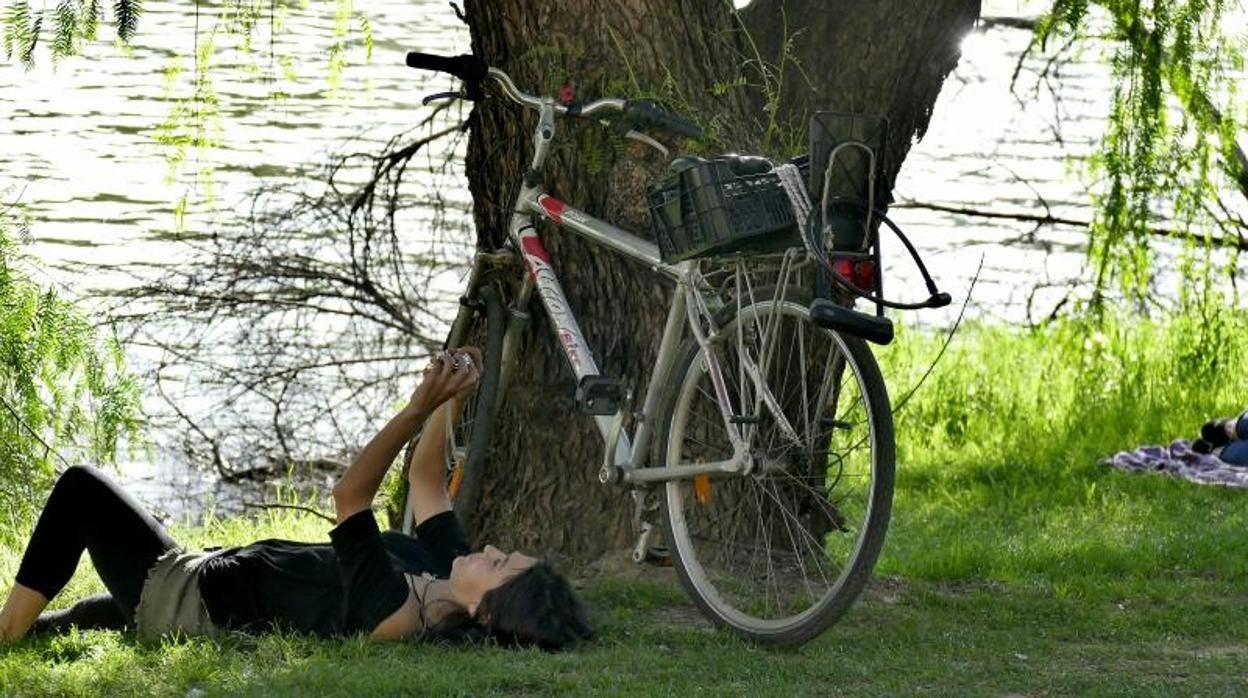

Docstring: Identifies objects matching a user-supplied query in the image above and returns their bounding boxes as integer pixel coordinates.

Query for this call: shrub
[0,215,142,542]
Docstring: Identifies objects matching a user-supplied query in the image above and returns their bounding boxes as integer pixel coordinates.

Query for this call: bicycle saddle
[668,154,775,176]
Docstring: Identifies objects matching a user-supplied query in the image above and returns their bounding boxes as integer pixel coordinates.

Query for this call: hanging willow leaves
[3,0,32,65]
[2,1,14,59]
[52,0,77,59]
[357,9,371,63]
[1036,0,1247,305]
[113,0,140,43]
[5,0,376,238]
[20,9,39,67]
[4,0,139,65]
[326,0,352,92]
[0,213,143,540]
[83,0,100,41]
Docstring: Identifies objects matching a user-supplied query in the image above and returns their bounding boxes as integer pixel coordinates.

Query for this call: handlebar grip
[928,292,952,308]
[623,100,705,140]
[405,52,489,100]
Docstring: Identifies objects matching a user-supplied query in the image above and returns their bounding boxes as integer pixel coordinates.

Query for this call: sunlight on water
[1,0,473,290]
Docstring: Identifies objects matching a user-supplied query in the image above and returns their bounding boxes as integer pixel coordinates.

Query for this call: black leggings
[14,466,179,632]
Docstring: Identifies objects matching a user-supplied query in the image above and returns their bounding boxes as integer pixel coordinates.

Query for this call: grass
[4,309,1248,695]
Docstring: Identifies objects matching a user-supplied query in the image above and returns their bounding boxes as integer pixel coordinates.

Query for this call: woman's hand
[450,346,484,403]
[408,346,482,415]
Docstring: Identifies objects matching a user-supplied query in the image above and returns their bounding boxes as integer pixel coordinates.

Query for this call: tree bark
[460,0,980,562]
[739,0,982,193]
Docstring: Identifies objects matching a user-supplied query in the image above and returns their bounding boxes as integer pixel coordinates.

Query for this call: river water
[2,0,1245,521]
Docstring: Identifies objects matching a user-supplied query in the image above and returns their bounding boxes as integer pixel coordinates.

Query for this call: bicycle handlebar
[405,52,489,100]
[623,100,705,140]
[405,50,704,140]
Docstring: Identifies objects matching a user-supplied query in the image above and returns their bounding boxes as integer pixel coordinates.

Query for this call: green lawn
[4,313,1248,696]
[2,570,1245,696]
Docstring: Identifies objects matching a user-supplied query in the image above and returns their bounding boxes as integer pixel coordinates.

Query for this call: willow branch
[893,200,1248,252]
[240,501,336,524]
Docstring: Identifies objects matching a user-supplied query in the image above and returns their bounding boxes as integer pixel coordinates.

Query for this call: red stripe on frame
[520,234,552,281]
[538,194,566,224]
[521,235,552,264]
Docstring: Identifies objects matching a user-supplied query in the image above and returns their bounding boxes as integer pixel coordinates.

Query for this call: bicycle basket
[809,112,891,252]
[647,158,802,263]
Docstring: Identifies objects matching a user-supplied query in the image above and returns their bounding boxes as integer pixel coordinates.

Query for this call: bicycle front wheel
[653,285,894,646]
[401,284,506,536]
[445,284,506,532]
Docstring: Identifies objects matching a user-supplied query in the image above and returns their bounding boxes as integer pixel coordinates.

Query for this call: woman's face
[449,544,537,615]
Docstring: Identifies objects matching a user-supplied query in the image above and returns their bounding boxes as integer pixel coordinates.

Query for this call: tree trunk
[459,0,979,562]
[740,0,982,192]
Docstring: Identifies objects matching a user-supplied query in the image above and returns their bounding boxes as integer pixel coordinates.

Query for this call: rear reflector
[830,256,877,293]
[853,260,877,292]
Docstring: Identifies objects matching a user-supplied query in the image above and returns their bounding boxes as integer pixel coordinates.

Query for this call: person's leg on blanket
[1209,412,1248,465]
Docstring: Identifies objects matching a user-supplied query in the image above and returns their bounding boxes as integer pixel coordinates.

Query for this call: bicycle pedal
[729,414,760,424]
[576,375,625,415]
[641,546,672,567]
[628,521,668,564]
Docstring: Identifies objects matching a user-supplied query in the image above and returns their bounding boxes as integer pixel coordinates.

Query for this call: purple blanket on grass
[1101,439,1248,487]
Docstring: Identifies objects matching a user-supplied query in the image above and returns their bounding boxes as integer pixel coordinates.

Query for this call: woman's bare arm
[407,347,481,526]
[332,349,479,524]
[406,400,457,525]
[332,405,430,523]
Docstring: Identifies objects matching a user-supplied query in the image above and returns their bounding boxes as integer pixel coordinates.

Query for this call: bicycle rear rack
[791,112,949,341]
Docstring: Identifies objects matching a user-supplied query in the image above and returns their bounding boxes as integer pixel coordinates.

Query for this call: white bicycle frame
[481,70,805,486]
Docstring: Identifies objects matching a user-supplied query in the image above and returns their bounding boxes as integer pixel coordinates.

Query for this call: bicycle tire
[401,284,506,536]
[651,285,894,646]
[445,284,506,533]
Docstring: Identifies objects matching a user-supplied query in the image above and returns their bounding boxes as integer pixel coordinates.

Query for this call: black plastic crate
[647,159,802,263]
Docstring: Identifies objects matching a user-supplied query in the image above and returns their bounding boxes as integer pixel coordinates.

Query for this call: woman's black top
[197,509,469,636]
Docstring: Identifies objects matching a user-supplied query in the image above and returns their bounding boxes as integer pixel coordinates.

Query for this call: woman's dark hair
[426,561,593,650]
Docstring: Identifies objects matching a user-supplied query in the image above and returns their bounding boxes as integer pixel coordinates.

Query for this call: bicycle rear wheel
[653,285,894,646]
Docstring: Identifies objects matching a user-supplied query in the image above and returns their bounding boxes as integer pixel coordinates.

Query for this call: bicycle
[400,52,950,646]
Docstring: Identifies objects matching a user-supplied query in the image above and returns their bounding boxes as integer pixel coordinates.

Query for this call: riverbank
[3,313,1248,694]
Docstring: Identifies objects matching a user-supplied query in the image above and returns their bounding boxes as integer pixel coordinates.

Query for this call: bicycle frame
[486,99,798,484]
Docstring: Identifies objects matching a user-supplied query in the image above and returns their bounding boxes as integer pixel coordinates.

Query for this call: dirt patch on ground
[1172,643,1248,660]
[860,575,910,605]
[650,604,716,630]
[571,547,681,584]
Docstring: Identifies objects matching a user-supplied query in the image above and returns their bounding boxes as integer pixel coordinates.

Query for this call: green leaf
[83,0,99,41]
[21,9,40,69]
[113,0,140,43]
[0,221,144,527]
[2,2,14,59]
[357,10,372,63]
[4,0,31,65]
[51,0,76,59]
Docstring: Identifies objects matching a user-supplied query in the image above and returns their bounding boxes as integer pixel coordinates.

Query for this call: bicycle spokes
[665,292,885,630]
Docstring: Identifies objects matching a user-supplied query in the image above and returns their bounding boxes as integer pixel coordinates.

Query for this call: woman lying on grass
[0,347,592,649]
